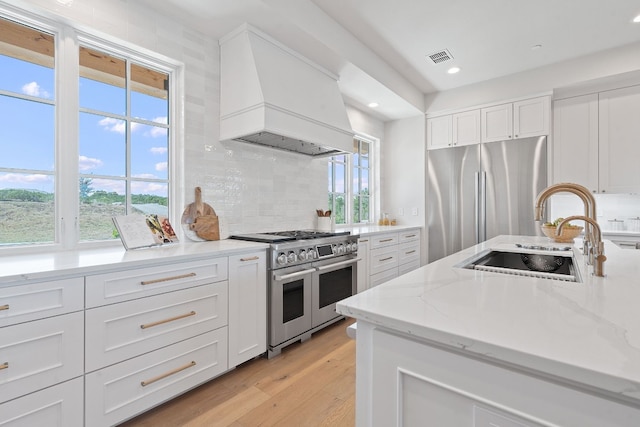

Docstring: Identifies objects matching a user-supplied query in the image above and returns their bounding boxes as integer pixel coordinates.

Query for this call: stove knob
[298,249,308,261]
[277,252,287,265]
[308,248,317,259]
[287,251,297,263]
[351,242,358,252]
[336,244,345,255]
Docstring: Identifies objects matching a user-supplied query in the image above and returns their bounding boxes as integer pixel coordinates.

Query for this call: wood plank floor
[120,318,356,427]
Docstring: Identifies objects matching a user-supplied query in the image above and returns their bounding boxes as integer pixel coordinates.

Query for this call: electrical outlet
[204,144,213,152]
[411,207,418,216]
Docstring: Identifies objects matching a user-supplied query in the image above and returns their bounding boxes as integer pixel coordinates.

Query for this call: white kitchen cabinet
[552,93,599,191]
[427,110,480,149]
[598,85,640,193]
[361,228,422,289]
[85,282,228,372]
[358,323,640,427]
[426,114,452,149]
[452,109,481,146]
[356,237,370,293]
[85,329,228,427]
[481,96,549,143]
[0,377,84,427]
[228,251,267,367]
[553,86,640,194]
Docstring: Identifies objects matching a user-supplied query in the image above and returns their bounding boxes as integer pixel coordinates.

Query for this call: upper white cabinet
[427,110,480,149]
[598,85,640,193]
[428,96,549,149]
[553,86,640,194]
[552,93,599,191]
[481,96,550,143]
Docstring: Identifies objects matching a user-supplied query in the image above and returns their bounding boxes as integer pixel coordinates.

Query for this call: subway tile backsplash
[550,193,640,233]
[19,0,328,236]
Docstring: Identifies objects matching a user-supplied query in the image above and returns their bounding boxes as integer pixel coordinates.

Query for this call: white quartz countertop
[337,235,640,404]
[336,224,422,237]
[0,239,269,286]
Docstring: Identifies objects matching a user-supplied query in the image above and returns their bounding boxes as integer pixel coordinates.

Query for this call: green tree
[79,177,94,201]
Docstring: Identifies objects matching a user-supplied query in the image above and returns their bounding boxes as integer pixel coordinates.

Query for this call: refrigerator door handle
[479,171,487,242]
[475,172,480,243]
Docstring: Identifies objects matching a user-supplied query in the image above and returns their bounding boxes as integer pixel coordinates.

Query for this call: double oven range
[231,230,359,358]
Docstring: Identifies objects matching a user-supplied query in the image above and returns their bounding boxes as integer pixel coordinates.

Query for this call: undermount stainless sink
[456,246,580,282]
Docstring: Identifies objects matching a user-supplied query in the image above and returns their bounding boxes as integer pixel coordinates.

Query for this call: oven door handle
[315,258,361,271]
[273,268,316,281]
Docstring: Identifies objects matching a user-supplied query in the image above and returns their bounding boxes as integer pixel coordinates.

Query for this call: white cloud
[155,162,168,172]
[98,117,126,134]
[78,155,103,171]
[131,181,167,195]
[132,173,158,179]
[149,127,168,138]
[150,147,168,155]
[21,81,51,98]
[152,116,168,125]
[0,173,50,184]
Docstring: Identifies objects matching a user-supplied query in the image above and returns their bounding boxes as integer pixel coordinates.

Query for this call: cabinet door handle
[0,362,8,370]
[0,304,9,311]
[240,256,259,261]
[380,257,394,262]
[379,238,393,243]
[405,250,416,255]
[141,272,196,285]
[140,311,196,329]
[141,361,196,387]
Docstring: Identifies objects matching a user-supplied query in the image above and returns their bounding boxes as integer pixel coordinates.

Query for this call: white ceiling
[139,0,640,120]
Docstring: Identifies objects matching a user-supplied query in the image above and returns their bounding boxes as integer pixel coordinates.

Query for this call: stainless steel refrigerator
[427,136,547,263]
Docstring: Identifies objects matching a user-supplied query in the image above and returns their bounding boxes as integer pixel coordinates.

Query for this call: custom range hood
[219,24,354,157]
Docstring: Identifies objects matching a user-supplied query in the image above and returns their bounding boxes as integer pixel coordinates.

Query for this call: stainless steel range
[231,230,359,358]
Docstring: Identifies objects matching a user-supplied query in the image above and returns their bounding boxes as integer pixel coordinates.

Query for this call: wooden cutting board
[181,187,220,241]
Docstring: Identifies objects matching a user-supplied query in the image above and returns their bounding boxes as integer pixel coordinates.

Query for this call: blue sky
[0,54,169,197]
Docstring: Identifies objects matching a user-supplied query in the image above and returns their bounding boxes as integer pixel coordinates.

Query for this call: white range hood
[219,24,354,157]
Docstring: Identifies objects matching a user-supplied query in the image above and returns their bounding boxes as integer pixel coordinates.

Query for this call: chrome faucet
[557,216,606,277]
[534,183,597,263]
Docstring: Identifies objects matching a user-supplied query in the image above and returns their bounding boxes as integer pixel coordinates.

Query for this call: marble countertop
[0,239,269,286]
[337,235,640,404]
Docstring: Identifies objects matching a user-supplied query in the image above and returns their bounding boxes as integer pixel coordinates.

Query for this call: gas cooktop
[230,230,350,243]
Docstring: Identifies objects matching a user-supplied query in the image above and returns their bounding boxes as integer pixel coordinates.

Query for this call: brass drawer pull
[141,361,196,387]
[380,257,393,262]
[359,239,369,243]
[404,234,416,238]
[240,256,259,261]
[405,250,416,254]
[0,362,8,370]
[140,311,196,329]
[379,238,393,243]
[141,272,196,285]
[0,304,9,311]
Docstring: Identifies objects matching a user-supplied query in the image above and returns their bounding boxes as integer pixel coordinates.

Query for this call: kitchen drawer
[370,246,399,276]
[370,233,399,249]
[370,267,398,288]
[86,257,228,308]
[85,328,228,427]
[399,259,421,276]
[398,241,421,266]
[0,311,84,404]
[0,277,83,328]
[86,281,228,372]
[398,229,420,244]
[0,377,83,427]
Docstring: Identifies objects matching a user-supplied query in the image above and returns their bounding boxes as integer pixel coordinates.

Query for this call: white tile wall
[11,0,329,236]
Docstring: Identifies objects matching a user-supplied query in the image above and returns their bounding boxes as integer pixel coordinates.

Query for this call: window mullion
[56,26,80,249]
[125,59,132,213]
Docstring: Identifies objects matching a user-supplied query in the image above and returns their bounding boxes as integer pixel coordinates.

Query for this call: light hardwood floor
[120,318,356,427]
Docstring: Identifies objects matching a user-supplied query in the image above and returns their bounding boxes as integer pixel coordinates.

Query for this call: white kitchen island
[336,235,640,427]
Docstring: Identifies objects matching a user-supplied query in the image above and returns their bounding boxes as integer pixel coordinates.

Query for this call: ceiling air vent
[427,49,454,64]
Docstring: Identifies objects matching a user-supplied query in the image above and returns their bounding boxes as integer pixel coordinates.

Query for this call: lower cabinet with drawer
[85,329,228,427]
[363,228,422,290]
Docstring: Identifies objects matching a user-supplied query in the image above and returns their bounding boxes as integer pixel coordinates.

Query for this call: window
[0,12,177,249]
[328,136,373,225]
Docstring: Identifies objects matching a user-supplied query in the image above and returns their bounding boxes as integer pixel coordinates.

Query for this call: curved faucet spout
[557,215,606,277]
[534,182,596,221]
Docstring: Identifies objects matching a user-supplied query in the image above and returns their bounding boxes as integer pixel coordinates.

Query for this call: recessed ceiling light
[633,14,640,23]
[447,67,460,74]
[56,0,74,5]
[368,102,379,108]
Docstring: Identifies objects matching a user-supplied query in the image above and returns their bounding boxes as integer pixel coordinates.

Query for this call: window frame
[328,135,375,225]
[0,5,184,253]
